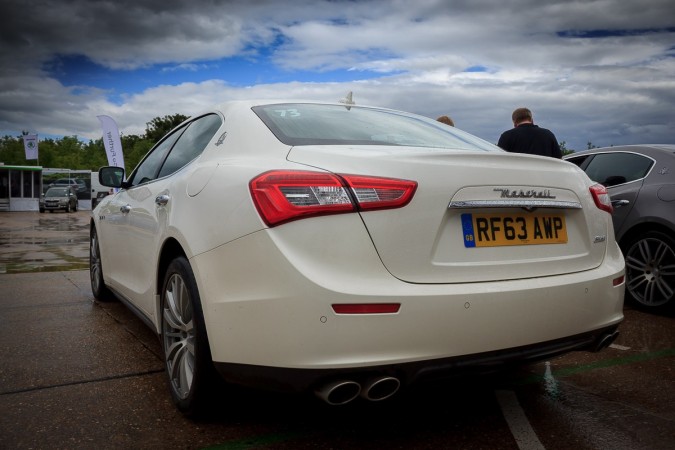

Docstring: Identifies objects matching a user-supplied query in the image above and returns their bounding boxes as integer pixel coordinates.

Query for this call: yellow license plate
[461,212,567,247]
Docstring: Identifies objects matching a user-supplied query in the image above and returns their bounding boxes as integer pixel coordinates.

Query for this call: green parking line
[517,347,675,385]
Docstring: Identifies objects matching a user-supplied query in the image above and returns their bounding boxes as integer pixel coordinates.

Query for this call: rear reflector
[613,275,624,287]
[250,170,417,226]
[332,303,401,314]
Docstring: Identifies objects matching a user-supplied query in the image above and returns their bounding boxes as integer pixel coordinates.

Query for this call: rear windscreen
[253,103,499,152]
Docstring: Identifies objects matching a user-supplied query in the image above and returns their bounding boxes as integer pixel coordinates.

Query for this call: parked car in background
[48,177,88,194]
[91,100,624,416]
[565,145,675,312]
[39,186,78,213]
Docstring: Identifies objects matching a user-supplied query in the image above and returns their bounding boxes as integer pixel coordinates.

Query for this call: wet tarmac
[0,210,90,274]
[0,211,674,449]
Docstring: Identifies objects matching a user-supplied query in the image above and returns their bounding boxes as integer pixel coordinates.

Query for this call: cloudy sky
[1,0,674,151]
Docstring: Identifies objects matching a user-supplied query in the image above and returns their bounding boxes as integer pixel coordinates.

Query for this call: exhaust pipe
[593,330,619,352]
[315,380,361,405]
[360,376,400,402]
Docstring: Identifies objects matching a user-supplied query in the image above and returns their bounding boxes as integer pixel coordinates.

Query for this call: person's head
[437,115,455,126]
[511,108,533,126]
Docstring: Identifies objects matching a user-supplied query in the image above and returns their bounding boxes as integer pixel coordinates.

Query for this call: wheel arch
[618,220,675,252]
[155,238,188,320]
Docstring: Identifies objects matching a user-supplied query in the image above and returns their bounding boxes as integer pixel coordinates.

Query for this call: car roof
[565,144,675,159]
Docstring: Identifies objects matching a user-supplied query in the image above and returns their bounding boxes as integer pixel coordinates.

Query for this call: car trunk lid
[287,146,610,283]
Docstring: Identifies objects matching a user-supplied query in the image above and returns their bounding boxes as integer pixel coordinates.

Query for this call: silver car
[565,145,675,311]
[39,186,78,213]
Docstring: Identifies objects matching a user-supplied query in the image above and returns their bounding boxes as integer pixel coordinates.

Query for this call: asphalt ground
[1,211,674,449]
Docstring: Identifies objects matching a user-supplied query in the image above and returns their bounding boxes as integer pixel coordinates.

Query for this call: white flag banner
[97,115,125,170]
[23,134,38,160]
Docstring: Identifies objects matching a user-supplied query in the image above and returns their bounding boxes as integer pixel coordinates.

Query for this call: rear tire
[623,230,675,312]
[161,256,217,417]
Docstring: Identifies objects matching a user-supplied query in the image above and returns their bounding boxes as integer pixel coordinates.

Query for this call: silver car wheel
[90,231,103,293]
[90,227,114,301]
[625,234,675,308]
[162,273,195,400]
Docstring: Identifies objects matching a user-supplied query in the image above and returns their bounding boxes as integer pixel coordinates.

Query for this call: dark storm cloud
[0,0,673,150]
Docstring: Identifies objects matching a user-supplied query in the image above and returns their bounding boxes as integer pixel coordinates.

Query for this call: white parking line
[495,389,546,450]
[609,344,630,350]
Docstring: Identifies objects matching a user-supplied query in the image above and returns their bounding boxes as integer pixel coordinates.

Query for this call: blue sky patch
[44,53,385,103]
[557,27,675,38]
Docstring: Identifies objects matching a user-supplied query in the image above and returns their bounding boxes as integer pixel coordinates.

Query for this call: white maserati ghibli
[90,100,625,415]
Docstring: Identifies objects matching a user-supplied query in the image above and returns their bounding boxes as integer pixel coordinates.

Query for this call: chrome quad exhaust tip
[315,380,361,405]
[360,376,400,402]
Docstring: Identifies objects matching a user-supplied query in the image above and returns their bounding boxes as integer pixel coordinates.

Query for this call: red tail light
[250,170,417,226]
[589,184,613,214]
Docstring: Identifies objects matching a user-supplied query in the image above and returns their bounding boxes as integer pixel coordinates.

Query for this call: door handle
[155,194,170,206]
[120,204,131,214]
[611,199,630,208]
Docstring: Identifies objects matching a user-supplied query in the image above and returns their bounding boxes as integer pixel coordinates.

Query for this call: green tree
[559,141,574,156]
[0,136,25,165]
[144,114,189,144]
[0,114,187,172]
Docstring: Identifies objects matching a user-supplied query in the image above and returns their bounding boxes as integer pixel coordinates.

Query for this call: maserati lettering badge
[494,188,556,199]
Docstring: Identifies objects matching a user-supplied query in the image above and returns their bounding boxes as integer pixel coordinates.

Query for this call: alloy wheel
[90,231,103,294]
[162,273,195,400]
[625,235,675,308]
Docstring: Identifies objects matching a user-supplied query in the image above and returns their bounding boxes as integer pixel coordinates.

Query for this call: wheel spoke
[660,263,675,276]
[625,256,647,271]
[644,281,657,306]
[655,276,674,299]
[653,241,669,266]
[637,239,653,263]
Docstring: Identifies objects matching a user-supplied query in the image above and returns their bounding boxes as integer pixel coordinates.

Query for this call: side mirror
[99,166,126,188]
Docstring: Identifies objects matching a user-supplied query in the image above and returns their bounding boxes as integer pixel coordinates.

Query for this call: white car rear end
[92,100,624,411]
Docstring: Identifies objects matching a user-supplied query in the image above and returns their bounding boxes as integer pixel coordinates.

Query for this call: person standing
[498,107,562,158]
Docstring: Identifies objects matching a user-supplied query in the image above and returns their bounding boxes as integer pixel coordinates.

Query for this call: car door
[570,151,654,236]
[106,114,223,319]
[101,126,186,314]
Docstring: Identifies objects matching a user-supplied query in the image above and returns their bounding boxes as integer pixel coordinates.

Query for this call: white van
[91,171,113,208]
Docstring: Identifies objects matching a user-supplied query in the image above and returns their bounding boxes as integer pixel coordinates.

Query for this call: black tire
[623,230,675,311]
[39,209,44,213]
[65,203,71,213]
[90,226,115,301]
[160,256,217,416]
[73,202,78,212]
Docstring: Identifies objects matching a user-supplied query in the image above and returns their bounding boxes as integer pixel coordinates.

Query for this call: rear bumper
[214,324,620,392]
[190,217,624,391]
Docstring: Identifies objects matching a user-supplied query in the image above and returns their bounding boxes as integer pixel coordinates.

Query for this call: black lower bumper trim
[213,324,620,393]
